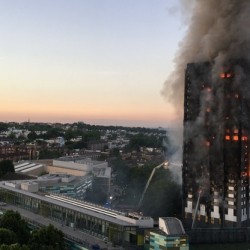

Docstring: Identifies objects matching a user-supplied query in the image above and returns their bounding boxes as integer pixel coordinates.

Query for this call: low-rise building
[37,173,92,200]
[15,162,45,176]
[15,157,111,200]
[144,217,189,250]
[0,181,154,248]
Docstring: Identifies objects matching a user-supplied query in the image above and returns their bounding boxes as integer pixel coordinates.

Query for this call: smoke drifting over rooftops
[162,0,250,117]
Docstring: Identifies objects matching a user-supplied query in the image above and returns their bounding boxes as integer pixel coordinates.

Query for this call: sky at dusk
[0,0,185,127]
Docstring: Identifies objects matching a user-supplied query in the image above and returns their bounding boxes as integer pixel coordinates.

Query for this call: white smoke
[164,124,183,184]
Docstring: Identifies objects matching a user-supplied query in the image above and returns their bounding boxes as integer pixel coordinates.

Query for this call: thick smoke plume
[162,0,250,117]
[162,0,250,206]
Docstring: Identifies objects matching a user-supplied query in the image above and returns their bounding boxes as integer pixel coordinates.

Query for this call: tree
[83,130,100,142]
[17,134,26,141]
[29,224,65,250]
[141,169,182,218]
[111,158,130,187]
[42,128,64,140]
[111,148,120,157]
[7,133,16,140]
[74,140,87,149]
[0,123,8,132]
[0,160,15,175]
[0,244,29,250]
[0,211,65,249]
[0,228,17,245]
[38,149,63,159]
[127,133,164,151]
[27,132,37,141]
[64,129,77,141]
[0,210,30,245]
[75,122,86,130]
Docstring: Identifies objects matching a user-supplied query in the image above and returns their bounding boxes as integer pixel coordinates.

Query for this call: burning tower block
[183,60,250,228]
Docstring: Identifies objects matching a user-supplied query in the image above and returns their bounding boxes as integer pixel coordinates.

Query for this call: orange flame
[220,72,233,79]
[233,135,239,141]
[220,73,226,79]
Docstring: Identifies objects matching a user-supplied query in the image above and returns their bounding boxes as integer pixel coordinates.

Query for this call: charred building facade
[183,61,250,228]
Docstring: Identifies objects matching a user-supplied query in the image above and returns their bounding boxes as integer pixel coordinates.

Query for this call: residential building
[183,61,250,228]
[144,217,189,250]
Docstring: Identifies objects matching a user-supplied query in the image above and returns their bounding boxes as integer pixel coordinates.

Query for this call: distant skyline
[0,0,185,127]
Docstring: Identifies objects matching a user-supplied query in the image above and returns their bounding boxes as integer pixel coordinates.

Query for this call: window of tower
[220,73,226,78]
[225,135,230,140]
[220,72,233,79]
[233,209,237,216]
[242,136,248,141]
[233,135,239,141]
[226,73,233,78]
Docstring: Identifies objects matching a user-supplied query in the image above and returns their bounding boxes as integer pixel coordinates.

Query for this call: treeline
[126,133,166,151]
[0,160,14,178]
[1,121,167,151]
[0,121,166,136]
[0,210,65,250]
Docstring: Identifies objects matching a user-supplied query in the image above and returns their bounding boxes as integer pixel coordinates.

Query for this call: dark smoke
[162,0,250,117]
[162,0,250,207]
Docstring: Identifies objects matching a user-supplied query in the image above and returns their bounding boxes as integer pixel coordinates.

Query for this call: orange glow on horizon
[0,107,177,127]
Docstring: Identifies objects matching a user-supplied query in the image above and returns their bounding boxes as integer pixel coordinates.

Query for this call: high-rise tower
[183,60,250,228]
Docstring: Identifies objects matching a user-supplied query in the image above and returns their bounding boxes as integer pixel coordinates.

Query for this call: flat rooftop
[0,182,153,228]
[58,156,104,166]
